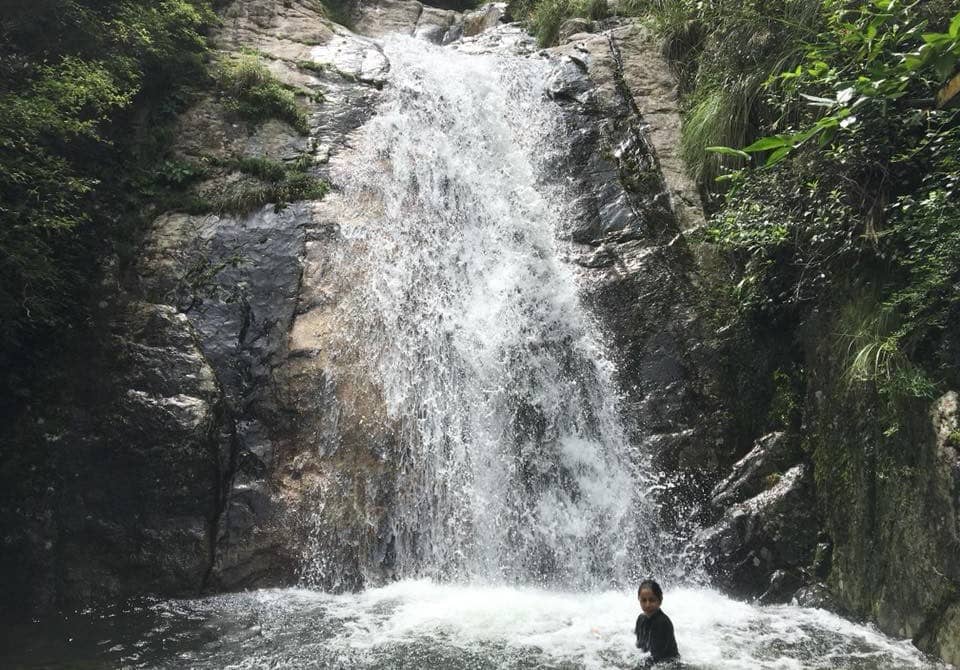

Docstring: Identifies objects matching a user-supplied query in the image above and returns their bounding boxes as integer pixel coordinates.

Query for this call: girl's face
[638,587,661,616]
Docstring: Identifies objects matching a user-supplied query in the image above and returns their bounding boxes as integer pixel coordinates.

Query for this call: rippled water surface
[6,581,946,670]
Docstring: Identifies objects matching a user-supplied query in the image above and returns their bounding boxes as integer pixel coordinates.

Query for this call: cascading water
[315,34,661,590]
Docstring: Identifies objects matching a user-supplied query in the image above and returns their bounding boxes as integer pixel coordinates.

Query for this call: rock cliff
[1,0,722,609]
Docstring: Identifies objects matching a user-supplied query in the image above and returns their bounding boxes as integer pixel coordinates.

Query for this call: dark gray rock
[44,302,226,607]
[793,581,848,614]
[546,33,723,543]
[698,463,819,600]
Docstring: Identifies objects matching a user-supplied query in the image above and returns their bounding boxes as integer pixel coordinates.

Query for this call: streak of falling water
[320,35,662,589]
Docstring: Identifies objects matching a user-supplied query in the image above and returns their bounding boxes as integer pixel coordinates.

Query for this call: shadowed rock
[698,463,819,601]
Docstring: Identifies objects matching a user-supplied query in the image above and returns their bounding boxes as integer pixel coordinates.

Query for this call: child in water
[635,579,679,665]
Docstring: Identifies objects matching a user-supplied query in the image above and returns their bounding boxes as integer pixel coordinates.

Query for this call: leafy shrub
[217,53,309,133]
[166,154,329,216]
[527,0,612,46]
[530,0,576,46]
[0,0,217,365]
[688,0,960,399]
[655,0,822,192]
[586,0,608,21]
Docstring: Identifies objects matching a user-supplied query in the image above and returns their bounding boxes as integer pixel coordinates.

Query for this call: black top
[635,609,679,663]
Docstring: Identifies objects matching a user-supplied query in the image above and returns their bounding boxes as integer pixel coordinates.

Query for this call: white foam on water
[170,582,943,669]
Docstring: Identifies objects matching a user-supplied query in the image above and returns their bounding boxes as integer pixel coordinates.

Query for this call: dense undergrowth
[0,1,333,382]
[508,0,611,46]
[0,1,221,375]
[668,0,960,416]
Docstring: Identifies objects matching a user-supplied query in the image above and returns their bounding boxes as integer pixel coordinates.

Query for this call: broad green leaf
[903,54,924,71]
[765,146,792,167]
[922,32,952,45]
[814,115,841,129]
[934,53,956,80]
[743,135,793,152]
[950,12,960,38]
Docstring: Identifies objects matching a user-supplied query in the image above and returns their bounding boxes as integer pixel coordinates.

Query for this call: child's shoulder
[654,610,675,628]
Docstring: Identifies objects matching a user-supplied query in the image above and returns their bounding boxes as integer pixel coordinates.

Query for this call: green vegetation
[191,155,329,215]
[147,153,328,216]
[217,52,311,133]
[687,0,960,402]
[767,367,802,430]
[0,0,219,369]
[0,4,333,376]
[509,0,611,47]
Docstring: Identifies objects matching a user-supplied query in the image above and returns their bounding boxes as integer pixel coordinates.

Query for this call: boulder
[415,5,457,44]
[462,3,506,37]
[698,463,819,600]
[793,581,848,614]
[352,0,424,37]
[710,431,801,509]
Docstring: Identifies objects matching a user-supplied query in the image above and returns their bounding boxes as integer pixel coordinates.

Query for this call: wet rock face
[0,0,392,610]
[1,301,228,612]
[709,432,801,510]
[63,303,226,599]
[3,1,719,608]
[545,30,722,539]
[462,3,506,36]
[163,8,392,590]
[802,304,960,664]
[698,461,819,601]
[352,0,506,43]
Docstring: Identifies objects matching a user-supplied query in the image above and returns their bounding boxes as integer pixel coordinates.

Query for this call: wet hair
[637,579,663,601]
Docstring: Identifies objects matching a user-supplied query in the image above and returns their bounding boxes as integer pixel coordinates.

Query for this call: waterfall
[311,35,661,590]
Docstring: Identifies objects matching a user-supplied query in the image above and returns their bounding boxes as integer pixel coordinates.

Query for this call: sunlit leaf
[798,94,835,109]
[765,146,792,166]
[744,136,794,152]
[706,146,751,160]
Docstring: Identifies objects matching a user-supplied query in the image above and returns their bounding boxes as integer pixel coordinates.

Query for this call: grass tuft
[218,53,310,134]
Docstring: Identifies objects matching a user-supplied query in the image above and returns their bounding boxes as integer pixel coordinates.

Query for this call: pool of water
[4,580,947,669]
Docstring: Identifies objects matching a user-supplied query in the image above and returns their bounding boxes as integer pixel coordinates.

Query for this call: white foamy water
[309,581,944,669]
[57,581,935,670]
